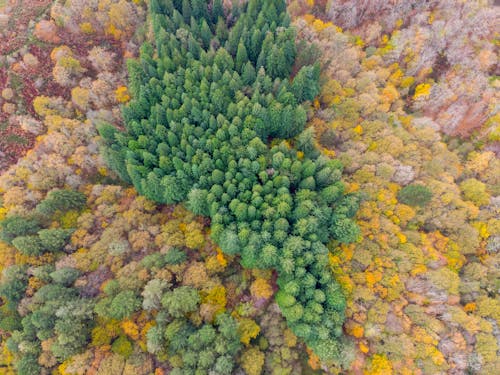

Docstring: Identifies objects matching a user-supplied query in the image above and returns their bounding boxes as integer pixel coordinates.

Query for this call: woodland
[0,0,498,374]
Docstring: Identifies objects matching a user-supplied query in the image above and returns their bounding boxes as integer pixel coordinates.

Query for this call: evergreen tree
[181,0,191,23]
[211,0,224,23]
[191,0,207,19]
[235,41,248,73]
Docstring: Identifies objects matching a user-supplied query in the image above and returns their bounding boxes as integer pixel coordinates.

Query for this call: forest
[0,0,498,374]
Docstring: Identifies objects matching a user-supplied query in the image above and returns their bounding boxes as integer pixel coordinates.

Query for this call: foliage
[295,7,500,374]
[100,0,359,360]
[0,216,41,245]
[36,189,87,217]
[1,0,498,374]
[161,286,200,318]
[397,184,432,207]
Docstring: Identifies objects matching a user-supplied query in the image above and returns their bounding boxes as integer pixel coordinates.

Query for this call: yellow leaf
[359,342,369,353]
[115,86,131,103]
[414,83,432,99]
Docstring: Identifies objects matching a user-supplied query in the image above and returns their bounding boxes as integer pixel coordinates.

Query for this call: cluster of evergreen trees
[100,0,359,360]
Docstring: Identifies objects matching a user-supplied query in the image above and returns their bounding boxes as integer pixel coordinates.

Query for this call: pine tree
[211,0,224,23]
[182,0,191,23]
[191,0,207,20]
[235,41,248,72]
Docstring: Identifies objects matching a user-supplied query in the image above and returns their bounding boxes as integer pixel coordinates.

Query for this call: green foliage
[104,290,142,320]
[161,286,200,318]
[10,228,73,256]
[292,64,321,102]
[0,265,29,304]
[15,354,41,375]
[149,312,241,373]
[35,189,87,217]
[0,313,22,331]
[11,235,44,256]
[50,267,81,286]
[0,215,41,244]
[51,299,95,360]
[100,0,359,360]
[397,184,433,207]
[164,247,187,265]
[142,279,170,311]
[38,228,74,252]
[6,283,94,368]
[112,335,134,358]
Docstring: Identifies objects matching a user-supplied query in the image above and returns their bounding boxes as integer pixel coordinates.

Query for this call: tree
[219,230,241,255]
[49,268,80,286]
[237,318,260,345]
[292,64,321,102]
[146,325,165,354]
[38,229,74,253]
[460,178,490,207]
[240,347,265,375]
[36,189,86,217]
[11,236,44,256]
[52,299,94,360]
[191,0,208,19]
[236,41,249,72]
[164,248,187,264]
[108,291,142,320]
[181,0,191,23]
[97,0,359,362]
[15,354,41,375]
[242,62,256,85]
[161,286,200,318]
[397,184,433,207]
[212,0,224,23]
[0,216,41,244]
[0,265,28,303]
[111,336,134,358]
[142,279,170,311]
[187,188,209,215]
[214,355,234,375]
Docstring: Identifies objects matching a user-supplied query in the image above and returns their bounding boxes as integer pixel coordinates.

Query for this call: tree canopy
[100,0,359,360]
